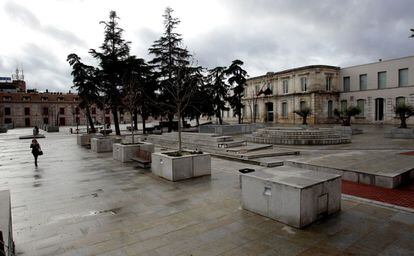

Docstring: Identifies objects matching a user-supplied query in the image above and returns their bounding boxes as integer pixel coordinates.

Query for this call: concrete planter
[240,166,341,228]
[77,133,103,146]
[112,142,154,162]
[0,125,7,133]
[91,136,122,153]
[151,151,211,181]
[46,126,59,132]
[384,128,414,139]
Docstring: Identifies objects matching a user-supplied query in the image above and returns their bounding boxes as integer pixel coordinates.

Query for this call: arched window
[396,96,406,106]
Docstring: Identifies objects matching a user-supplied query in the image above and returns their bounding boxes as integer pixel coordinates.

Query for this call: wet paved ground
[1,128,414,255]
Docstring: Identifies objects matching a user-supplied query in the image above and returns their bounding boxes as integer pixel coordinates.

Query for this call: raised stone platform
[19,134,46,139]
[284,150,414,188]
[240,166,341,228]
[199,123,265,135]
[245,127,351,145]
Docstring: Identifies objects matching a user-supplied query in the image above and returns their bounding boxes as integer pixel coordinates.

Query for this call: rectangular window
[4,107,11,116]
[3,96,11,101]
[343,77,350,92]
[282,102,288,117]
[43,107,49,115]
[359,74,367,91]
[4,118,12,124]
[341,100,347,112]
[325,76,332,91]
[399,68,408,86]
[92,108,97,115]
[283,80,289,94]
[41,97,48,101]
[377,71,386,89]
[59,107,65,115]
[255,85,260,95]
[24,107,30,116]
[300,77,307,92]
[357,99,365,117]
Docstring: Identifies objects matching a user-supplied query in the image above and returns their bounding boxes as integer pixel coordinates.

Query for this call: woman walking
[30,139,42,167]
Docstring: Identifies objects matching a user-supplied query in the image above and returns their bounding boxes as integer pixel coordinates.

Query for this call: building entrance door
[266,102,274,122]
[24,118,30,127]
[375,98,384,121]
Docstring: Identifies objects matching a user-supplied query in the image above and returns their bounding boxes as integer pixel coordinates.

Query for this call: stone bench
[131,149,152,168]
[240,166,341,228]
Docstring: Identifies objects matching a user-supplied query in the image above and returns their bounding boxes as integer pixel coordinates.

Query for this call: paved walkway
[342,180,414,209]
[0,128,414,255]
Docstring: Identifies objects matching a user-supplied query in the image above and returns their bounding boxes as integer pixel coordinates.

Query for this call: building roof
[247,65,340,82]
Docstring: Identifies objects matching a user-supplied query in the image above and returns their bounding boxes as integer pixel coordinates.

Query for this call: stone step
[218,140,247,148]
[225,143,273,154]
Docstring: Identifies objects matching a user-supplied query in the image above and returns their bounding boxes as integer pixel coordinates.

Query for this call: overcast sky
[1,0,414,92]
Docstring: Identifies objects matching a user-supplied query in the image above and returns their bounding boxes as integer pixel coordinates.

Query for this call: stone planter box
[77,133,103,146]
[0,125,7,133]
[240,166,341,228]
[113,142,154,162]
[384,128,414,139]
[91,137,122,153]
[46,126,59,132]
[151,151,211,181]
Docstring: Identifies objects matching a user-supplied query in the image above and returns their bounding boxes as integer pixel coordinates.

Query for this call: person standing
[30,139,42,167]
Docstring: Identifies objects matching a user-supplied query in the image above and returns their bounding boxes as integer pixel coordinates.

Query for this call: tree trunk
[168,114,173,132]
[196,115,200,126]
[112,106,121,135]
[177,111,182,153]
[303,116,307,125]
[85,106,95,133]
[142,114,146,134]
[400,114,407,128]
[238,109,242,124]
[131,120,135,144]
[133,110,138,130]
[181,115,185,129]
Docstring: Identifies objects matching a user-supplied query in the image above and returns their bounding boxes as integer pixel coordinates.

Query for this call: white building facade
[236,56,414,125]
[339,56,414,125]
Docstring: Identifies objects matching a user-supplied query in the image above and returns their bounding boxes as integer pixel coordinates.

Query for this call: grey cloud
[43,26,86,47]
[4,1,41,29]
[18,44,72,91]
[4,1,86,47]
[188,0,414,77]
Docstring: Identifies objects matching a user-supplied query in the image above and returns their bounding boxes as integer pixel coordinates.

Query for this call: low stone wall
[333,126,363,135]
[199,124,265,135]
[384,128,414,139]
